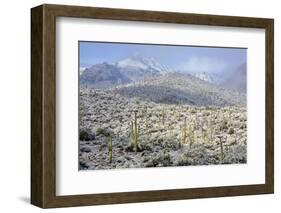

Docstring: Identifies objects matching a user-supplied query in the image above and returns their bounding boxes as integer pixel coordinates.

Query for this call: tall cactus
[130,121,134,147]
[183,117,187,144]
[108,135,112,163]
[188,125,194,147]
[130,111,139,152]
[144,106,148,130]
[228,110,232,126]
[161,107,165,125]
[202,128,207,143]
[207,125,213,144]
[179,117,187,146]
[134,111,138,152]
[217,135,224,163]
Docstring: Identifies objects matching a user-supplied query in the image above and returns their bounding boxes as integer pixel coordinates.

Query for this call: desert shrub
[80,146,91,152]
[223,144,247,164]
[228,127,235,134]
[203,111,210,116]
[96,128,111,137]
[79,161,89,170]
[145,152,172,167]
[190,109,196,114]
[219,121,228,131]
[175,155,192,166]
[139,143,152,151]
[159,153,172,167]
[163,139,180,150]
[205,106,217,111]
[240,116,247,122]
[240,123,247,129]
[79,129,95,141]
[125,144,144,152]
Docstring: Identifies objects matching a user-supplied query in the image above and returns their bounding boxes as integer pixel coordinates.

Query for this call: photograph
[78,41,247,170]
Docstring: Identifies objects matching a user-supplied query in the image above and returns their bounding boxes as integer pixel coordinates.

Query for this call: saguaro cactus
[144,106,148,130]
[134,111,139,152]
[228,110,232,126]
[108,136,112,163]
[208,119,213,143]
[188,125,194,147]
[130,111,139,152]
[202,128,207,142]
[217,135,224,163]
[161,107,165,125]
[130,121,134,145]
[179,117,187,146]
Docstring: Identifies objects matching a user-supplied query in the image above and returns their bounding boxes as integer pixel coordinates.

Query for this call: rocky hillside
[188,72,225,85]
[113,73,246,107]
[80,62,131,88]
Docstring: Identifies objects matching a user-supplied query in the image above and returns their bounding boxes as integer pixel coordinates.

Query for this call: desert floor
[79,88,247,170]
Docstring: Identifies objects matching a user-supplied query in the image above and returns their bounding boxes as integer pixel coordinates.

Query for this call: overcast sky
[79,41,246,73]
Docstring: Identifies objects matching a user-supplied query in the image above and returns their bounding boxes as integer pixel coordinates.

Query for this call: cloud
[178,56,227,73]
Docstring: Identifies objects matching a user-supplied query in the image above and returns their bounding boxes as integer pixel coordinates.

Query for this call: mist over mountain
[186,72,225,85]
[219,63,246,93]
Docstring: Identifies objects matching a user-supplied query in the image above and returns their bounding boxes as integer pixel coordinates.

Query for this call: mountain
[116,56,169,81]
[113,72,246,107]
[80,56,170,88]
[80,56,246,101]
[186,64,247,93]
[188,72,225,85]
[80,63,131,88]
[220,63,246,93]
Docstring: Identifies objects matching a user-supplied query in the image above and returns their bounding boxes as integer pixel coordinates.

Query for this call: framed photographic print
[31,4,274,208]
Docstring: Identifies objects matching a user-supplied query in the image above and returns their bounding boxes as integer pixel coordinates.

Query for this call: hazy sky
[79,41,246,73]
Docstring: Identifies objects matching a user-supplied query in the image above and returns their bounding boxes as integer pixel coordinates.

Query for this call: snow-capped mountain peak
[116,57,148,70]
[116,55,170,73]
[140,57,170,73]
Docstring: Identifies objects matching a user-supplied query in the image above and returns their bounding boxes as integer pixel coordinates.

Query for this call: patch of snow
[80,67,86,75]
[116,55,170,73]
[116,57,148,70]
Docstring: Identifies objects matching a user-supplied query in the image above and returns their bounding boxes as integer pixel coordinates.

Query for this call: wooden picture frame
[31,4,274,208]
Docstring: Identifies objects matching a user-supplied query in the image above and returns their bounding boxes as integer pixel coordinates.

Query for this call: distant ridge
[80,56,246,106]
[113,72,246,107]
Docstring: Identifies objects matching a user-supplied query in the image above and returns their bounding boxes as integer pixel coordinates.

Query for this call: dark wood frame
[31,4,274,208]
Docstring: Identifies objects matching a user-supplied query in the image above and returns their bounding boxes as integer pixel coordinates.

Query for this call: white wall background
[0,0,279,212]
